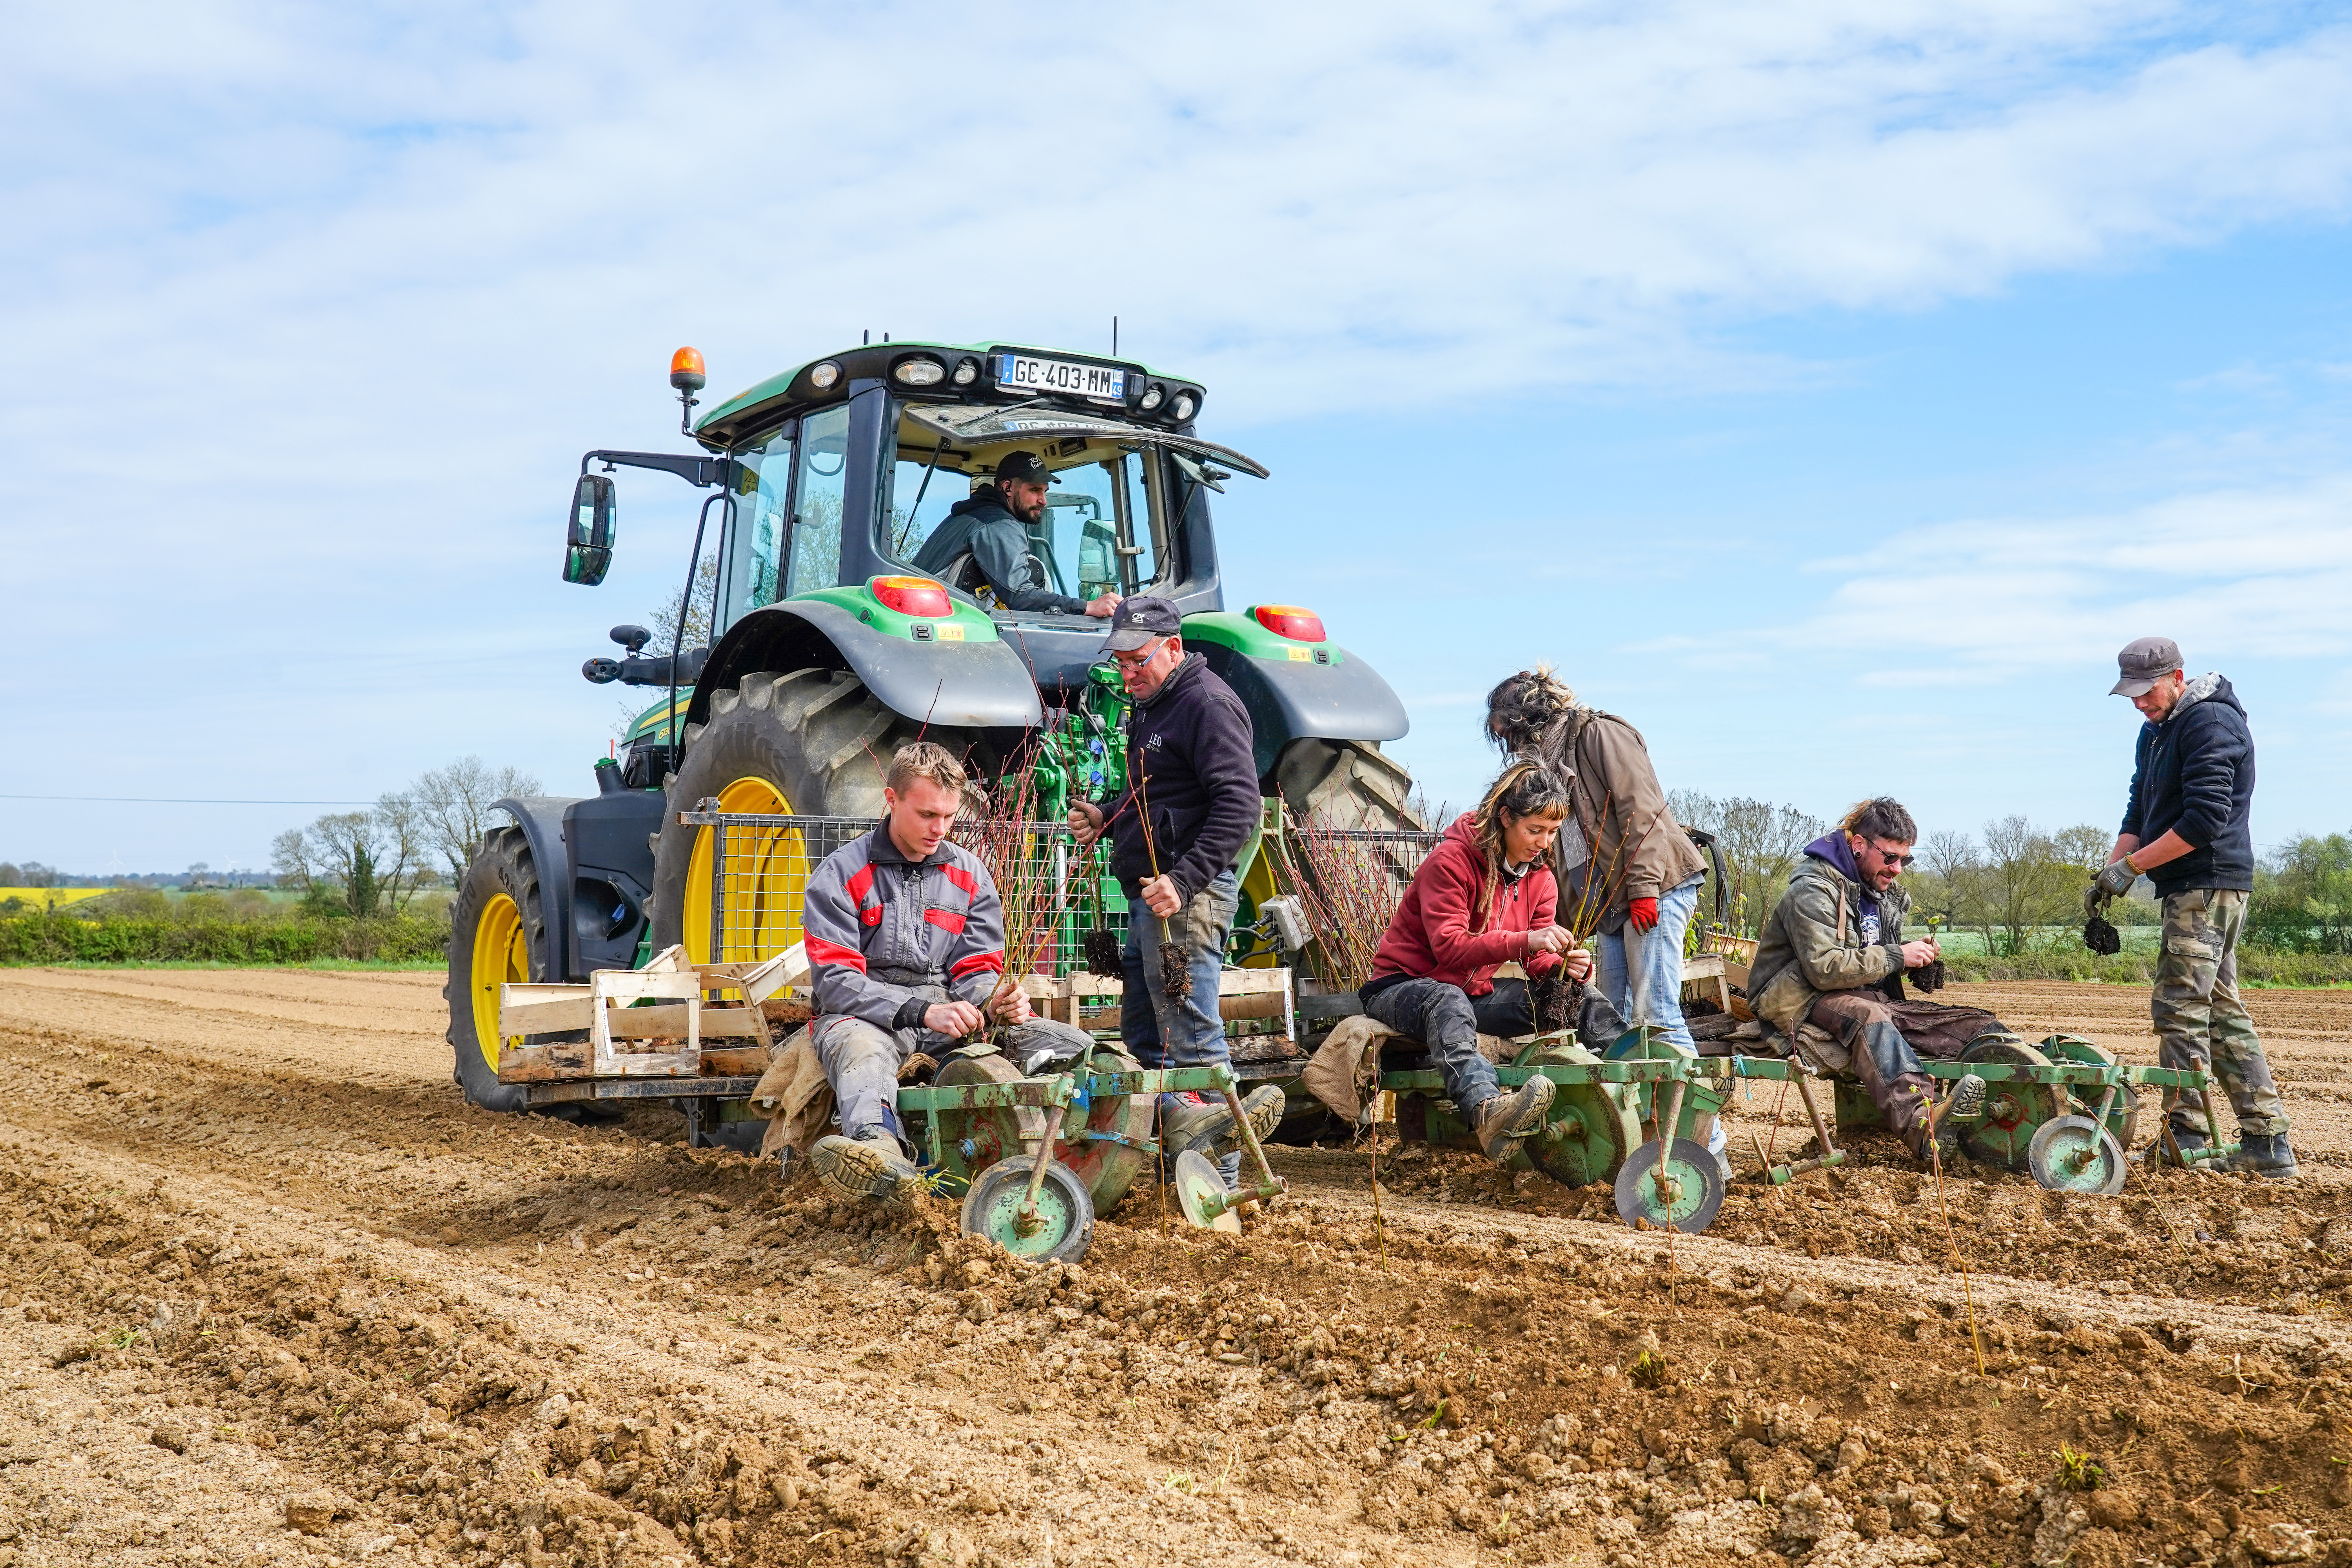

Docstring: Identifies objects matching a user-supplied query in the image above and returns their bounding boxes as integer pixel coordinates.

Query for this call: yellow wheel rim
[683,776,807,965]
[469,891,528,1069]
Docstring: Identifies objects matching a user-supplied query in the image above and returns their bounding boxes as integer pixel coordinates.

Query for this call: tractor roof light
[669,346,707,394]
[1170,392,1198,422]
[1140,383,1165,411]
[871,575,953,618]
[809,360,842,392]
[893,356,946,388]
[1252,604,1326,642]
[951,357,980,386]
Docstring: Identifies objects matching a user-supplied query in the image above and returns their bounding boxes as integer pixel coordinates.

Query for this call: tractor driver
[911,451,1123,618]
[1745,797,1995,1167]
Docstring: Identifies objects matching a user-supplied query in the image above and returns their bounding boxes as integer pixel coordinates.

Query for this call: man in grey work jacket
[2087,636,2293,1180]
[803,742,1096,1201]
[912,451,1122,618]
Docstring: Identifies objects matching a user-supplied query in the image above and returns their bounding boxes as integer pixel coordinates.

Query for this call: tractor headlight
[951,358,980,387]
[892,356,946,388]
[808,360,842,392]
[1169,392,1196,422]
[1140,383,1165,412]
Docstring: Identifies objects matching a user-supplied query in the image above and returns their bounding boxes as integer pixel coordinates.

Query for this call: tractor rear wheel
[1273,737,1423,830]
[443,826,547,1114]
[648,668,963,964]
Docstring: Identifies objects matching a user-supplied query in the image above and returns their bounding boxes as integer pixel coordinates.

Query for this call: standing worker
[1483,667,1710,1054]
[1069,597,1285,1183]
[2088,637,2293,1179]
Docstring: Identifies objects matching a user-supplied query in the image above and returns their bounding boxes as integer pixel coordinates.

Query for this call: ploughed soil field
[6,971,2352,1568]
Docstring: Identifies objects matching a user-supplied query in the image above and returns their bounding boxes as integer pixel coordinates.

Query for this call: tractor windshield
[880,403,1195,608]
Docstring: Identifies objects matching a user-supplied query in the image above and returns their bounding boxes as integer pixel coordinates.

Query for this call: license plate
[994,354,1126,403]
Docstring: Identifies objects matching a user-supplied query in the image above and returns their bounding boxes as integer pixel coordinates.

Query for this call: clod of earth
[1158,940,1189,998]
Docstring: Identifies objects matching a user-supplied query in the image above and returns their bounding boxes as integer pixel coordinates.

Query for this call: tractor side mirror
[564,474,617,585]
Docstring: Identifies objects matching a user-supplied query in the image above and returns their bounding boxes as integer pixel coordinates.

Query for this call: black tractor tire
[648,668,969,960]
[443,826,548,1114]
[1273,737,1424,831]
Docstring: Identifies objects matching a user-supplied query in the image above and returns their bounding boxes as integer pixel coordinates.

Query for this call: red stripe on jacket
[806,935,869,975]
[939,864,977,897]
[924,909,967,935]
[950,950,1005,980]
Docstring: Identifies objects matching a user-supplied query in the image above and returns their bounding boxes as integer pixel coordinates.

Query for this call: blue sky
[4,2,2350,874]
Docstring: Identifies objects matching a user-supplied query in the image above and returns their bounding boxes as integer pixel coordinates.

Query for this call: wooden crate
[495,943,806,1082]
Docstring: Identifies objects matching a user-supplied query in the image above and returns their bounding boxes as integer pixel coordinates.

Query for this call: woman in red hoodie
[1359,761,1595,1164]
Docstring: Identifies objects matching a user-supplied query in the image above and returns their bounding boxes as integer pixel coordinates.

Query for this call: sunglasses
[1866,841,1917,868]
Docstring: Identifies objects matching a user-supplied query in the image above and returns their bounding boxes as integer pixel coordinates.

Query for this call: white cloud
[1735,470,2352,677]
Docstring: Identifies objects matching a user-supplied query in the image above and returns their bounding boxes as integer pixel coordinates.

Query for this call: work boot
[1471,1076,1556,1165]
[2165,1125,2211,1168]
[2223,1132,2299,1181]
[809,1132,919,1202]
[1932,1074,1988,1131]
[1209,1086,1285,1158]
[1160,1092,1236,1156]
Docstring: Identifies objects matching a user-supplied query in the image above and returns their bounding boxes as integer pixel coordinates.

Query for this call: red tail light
[1252,604,1326,642]
[872,575,953,618]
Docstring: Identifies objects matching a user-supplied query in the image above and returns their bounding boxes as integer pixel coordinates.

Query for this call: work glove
[1627,897,1659,933]
[2085,858,2138,912]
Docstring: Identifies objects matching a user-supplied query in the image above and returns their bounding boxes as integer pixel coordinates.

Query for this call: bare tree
[651,552,721,653]
[412,757,543,884]
[1669,792,1824,936]
[1971,815,2081,957]
[1902,830,1978,935]
[272,799,430,917]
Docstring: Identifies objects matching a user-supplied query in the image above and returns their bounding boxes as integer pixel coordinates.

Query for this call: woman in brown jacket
[1484,667,1709,1058]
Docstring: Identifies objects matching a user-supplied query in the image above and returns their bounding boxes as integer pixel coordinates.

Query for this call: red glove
[1627,897,1660,933]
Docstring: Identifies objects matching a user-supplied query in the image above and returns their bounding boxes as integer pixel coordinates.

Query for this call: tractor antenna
[862,329,870,345]
[1112,316,1119,356]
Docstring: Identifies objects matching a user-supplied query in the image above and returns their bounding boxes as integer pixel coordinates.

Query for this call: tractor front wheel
[649,668,963,964]
[1273,737,1423,830]
[443,826,547,1113]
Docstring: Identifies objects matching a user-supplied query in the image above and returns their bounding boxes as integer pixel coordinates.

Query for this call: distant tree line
[270,756,541,918]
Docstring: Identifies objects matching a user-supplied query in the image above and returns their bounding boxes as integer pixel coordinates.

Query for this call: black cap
[994,450,1054,488]
[1104,595,1182,652]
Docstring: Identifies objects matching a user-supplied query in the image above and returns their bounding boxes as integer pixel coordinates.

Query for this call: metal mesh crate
[682,811,1128,975]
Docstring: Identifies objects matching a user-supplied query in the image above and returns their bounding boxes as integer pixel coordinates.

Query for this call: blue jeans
[1120,869,1238,1074]
[1596,873,1724,1155]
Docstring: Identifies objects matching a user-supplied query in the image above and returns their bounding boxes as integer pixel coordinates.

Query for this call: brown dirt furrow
[6,969,2352,1568]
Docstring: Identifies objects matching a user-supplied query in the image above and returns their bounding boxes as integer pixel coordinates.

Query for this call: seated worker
[1357,761,1594,1166]
[911,451,1123,618]
[1746,797,1993,1165]
[804,741,1097,1201]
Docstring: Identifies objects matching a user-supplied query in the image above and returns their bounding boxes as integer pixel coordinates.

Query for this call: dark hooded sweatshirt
[909,486,1087,615]
[1089,653,1259,902]
[2119,673,2256,897]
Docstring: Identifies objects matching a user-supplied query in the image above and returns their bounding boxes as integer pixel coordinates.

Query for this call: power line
[0,794,377,806]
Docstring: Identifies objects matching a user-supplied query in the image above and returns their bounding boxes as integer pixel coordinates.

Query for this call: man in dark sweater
[910,451,1122,618]
[2089,636,2291,1178]
[1069,597,1282,1178]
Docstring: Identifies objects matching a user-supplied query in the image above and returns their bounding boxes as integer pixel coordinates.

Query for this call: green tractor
[445,339,1423,1125]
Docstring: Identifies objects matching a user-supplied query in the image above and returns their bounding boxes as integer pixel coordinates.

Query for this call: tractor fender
[491,795,577,981]
[692,599,1043,731]
[1191,641,1410,779]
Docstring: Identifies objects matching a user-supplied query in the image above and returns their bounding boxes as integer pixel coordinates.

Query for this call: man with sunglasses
[1069,597,1284,1183]
[1747,797,1995,1166]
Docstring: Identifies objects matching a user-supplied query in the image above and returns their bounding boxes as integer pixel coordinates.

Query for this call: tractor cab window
[882,405,1164,609]
[720,422,793,630]
[785,404,851,601]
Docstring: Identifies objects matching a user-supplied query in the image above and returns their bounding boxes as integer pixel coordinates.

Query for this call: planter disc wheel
[1957,1035,2062,1172]
[1524,1045,1642,1189]
[1614,1136,1725,1234]
[1172,1149,1241,1233]
[2036,1034,2140,1151]
[1049,1047,1156,1212]
[2027,1114,2129,1196]
[959,1156,1095,1263]
[925,1051,1035,1198]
